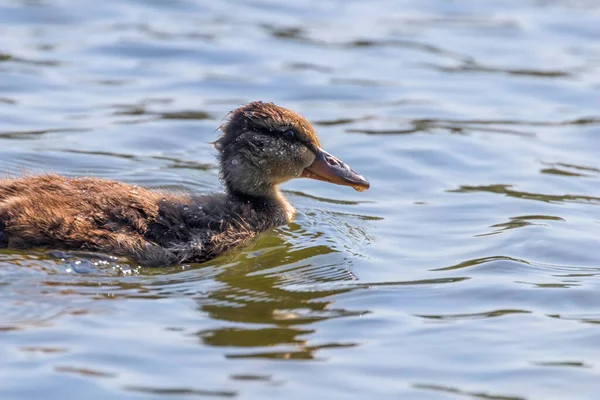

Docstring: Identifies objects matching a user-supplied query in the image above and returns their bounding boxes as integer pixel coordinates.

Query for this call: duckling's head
[215,101,369,198]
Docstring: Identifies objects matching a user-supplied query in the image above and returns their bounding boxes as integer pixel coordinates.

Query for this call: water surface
[1,0,600,399]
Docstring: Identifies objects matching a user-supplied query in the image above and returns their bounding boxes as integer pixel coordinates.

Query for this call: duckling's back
[0,174,162,256]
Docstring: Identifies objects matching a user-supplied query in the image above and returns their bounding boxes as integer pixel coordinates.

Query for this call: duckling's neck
[219,158,295,226]
[227,186,295,226]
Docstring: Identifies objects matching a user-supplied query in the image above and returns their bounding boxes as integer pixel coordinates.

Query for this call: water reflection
[348,119,536,137]
[433,256,530,272]
[0,127,90,140]
[413,383,525,400]
[431,61,572,78]
[348,117,600,138]
[417,309,531,321]
[0,52,61,67]
[125,386,236,398]
[478,215,565,236]
[540,162,600,178]
[450,184,600,204]
[60,149,215,171]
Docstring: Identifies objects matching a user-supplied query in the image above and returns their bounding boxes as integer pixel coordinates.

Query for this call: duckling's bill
[301,147,370,192]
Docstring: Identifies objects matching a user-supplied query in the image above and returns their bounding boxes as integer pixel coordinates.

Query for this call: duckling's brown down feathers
[0,174,276,266]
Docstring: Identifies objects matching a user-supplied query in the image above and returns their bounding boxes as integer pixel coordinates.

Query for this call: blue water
[1,0,600,399]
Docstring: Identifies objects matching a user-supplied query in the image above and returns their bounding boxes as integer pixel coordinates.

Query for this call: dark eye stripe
[253,126,315,150]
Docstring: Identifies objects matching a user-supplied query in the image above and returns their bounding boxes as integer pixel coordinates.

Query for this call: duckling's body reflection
[195,215,373,360]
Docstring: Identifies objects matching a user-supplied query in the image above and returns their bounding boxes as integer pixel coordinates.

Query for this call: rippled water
[1,0,600,398]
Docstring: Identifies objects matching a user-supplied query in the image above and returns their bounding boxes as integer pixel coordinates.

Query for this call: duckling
[0,102,369,267]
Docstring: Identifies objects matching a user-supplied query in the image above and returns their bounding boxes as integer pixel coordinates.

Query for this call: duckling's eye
[283,129,295,139]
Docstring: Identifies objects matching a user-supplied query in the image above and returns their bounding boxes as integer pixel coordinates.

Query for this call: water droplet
[258,159,266,165]
[161,198,167,203]
[231,159,239,165]
[183,205,189,211]
[179,224,185,229]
